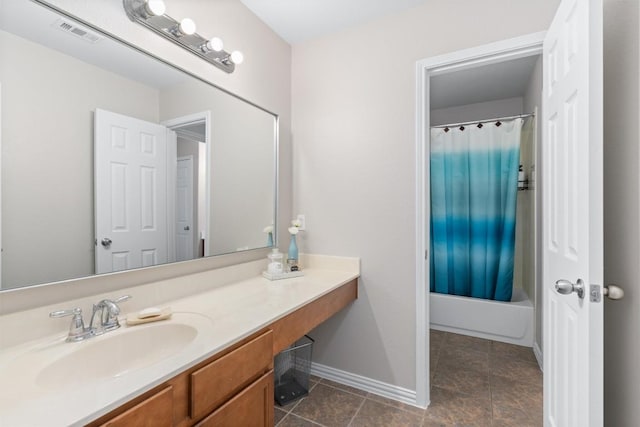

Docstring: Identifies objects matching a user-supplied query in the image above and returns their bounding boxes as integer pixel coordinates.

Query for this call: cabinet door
[100,386,173,427]
[190,331,272,419]
[196,371,274,427]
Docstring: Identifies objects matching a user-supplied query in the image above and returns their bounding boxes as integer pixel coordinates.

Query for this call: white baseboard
[310,363,424,409]
[533,341,543,371]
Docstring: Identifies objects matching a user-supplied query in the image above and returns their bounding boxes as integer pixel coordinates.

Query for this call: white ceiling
[430,55,540,110]
[239,0,429,44]
[240,1,540,110]
[4,1,539,110]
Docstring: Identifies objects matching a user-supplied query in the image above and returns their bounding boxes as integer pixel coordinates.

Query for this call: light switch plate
[296,214,306,230]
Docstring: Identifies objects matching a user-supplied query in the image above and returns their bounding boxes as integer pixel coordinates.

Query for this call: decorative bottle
[288,234,299,262]
[267,248,284,274]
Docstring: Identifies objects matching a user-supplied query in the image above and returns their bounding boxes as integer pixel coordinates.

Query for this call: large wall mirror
[0,1,278,291]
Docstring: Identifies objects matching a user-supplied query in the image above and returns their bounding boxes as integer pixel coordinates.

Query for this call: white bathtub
[430,288,534,346]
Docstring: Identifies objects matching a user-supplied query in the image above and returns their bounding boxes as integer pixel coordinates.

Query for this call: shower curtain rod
[431,113,535,129]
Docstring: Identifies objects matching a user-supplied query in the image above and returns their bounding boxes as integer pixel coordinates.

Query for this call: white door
[0,83,3,288]
[176,156,194,261]
[542,0,603,425]
[95,109,169,274]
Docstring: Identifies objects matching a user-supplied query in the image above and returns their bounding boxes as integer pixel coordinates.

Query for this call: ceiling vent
[52,19,102,44]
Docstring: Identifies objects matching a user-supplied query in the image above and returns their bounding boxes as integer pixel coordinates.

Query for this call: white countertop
[0,255,359,426]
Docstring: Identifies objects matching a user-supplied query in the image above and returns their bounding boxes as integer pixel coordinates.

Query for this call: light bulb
[206,37,224,52]
[145,0,166,16]
[178,18,196,36]
[230,50,244,65]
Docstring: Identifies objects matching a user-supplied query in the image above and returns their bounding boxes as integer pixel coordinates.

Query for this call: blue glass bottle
[288,234,298,261]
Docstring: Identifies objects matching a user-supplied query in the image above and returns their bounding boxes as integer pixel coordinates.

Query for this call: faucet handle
[107,295,131,317]
[49,307,82,318]
[98,295,132,333]
[114,295,132,304]
[50,307,90,342]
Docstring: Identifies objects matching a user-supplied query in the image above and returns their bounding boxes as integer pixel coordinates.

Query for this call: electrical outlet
[297,214,306,230]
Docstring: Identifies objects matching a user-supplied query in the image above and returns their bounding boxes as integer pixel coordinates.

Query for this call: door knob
[101,238,112,248]
[604,284,624,300]
[184,226,190,231]
[555,279,585,299]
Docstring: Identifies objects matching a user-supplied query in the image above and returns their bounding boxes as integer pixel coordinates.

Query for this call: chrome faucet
[50,295,131,342]
[49,307,92,342]
[89,295,131,335]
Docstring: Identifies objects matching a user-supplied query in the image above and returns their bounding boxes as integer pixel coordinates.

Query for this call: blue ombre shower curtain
[430,119,522,302]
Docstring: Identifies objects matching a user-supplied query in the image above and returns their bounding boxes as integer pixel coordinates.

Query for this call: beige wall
[293,0,559,390]
[176,137,201,257]
[0,30,160,289]
[522,56,543,354]
[0,0,291,311]
[159,80,276,255]
[603,0,640,425]
[516,117,535,297]
[430,97,523,126]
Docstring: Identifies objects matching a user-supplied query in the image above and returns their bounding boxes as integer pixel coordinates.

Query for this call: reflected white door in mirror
[0,1,278,290]
[94,109,213,274]
[95,109,171,273]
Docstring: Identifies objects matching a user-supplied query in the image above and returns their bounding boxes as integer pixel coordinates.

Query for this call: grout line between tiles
[346,395,367,427]
[275,379,324,426]
[284,413,326,426]
[490,359,497,426]
[432,331,544,427]
[319,381,367,399]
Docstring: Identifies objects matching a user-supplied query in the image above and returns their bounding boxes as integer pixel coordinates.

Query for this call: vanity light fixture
[143,0,165,17]
[171,18,196,37]
[123,0,244,73]
[201,37,224,53]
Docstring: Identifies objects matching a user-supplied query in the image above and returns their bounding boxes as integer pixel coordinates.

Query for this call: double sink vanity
[0,255,359,426]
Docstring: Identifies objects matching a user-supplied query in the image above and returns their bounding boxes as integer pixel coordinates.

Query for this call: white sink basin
[36,322,198,388]
[0,312,213,394]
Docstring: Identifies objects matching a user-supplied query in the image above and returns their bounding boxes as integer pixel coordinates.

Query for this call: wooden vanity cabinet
[98,385,174,427]
[88,278,358,427]
[89,331,274,427]
[195,371,273,427]
[189,331,273,421]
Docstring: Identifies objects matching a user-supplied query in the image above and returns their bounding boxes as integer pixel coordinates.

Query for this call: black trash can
[274,335,314,406]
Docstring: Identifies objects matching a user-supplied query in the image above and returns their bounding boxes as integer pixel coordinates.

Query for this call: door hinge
[425,250,428,260]
[590,284,601,303]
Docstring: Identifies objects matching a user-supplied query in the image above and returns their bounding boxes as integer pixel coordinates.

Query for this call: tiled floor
[274,330,542,427]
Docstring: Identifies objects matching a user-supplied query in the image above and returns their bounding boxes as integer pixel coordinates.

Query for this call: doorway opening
[163,111,212,260]
[415,32,545,408]
[428,54,541,347]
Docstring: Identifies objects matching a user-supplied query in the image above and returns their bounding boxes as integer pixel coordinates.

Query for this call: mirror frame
[0,0,280,294]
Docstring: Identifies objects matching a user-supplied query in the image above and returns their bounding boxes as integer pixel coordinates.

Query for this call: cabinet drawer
[100,385,173,427]
[195,371,274,427]
[190,331,273,420]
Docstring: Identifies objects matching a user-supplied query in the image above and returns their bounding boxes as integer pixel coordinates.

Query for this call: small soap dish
[126,307,172,325]
[262,270,304,281]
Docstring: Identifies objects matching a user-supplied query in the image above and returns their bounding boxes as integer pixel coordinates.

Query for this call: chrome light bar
[123,0,243,74]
